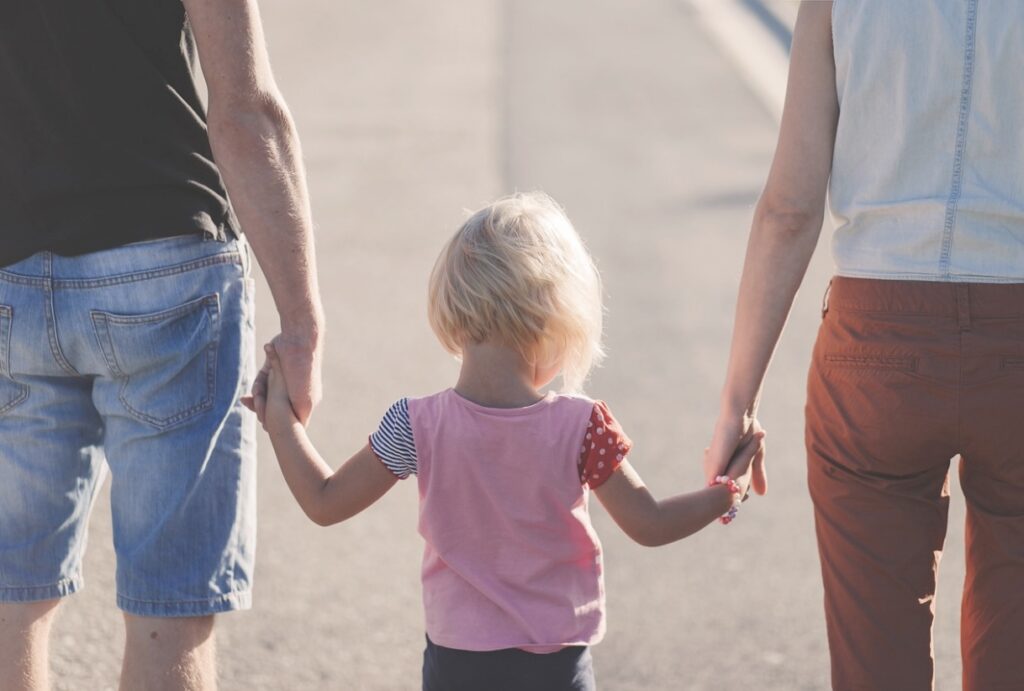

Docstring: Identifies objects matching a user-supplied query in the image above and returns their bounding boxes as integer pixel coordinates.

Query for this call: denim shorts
[0,233,256,617]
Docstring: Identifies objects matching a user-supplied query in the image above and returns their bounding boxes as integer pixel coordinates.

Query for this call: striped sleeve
[369,398,418,479]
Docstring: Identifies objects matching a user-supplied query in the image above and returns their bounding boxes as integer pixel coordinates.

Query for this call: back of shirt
[829,0,1024,282]
[410,389,607,653]
[0,0,238,268]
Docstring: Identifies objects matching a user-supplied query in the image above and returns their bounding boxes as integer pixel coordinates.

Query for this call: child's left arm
[261,344,399,526]
[593,429,764,547]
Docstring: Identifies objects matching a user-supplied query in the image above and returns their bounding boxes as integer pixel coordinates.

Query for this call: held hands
[256,343,301,433]
[241,331,323,426]
[704,414,768,496]
[712,423,766,500]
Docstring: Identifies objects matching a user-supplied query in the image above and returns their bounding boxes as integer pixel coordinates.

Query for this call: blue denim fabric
[0,234,256,617]
[829,0,1024,282]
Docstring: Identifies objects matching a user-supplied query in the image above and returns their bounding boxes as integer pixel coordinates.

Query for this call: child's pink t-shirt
[369,388,632,653]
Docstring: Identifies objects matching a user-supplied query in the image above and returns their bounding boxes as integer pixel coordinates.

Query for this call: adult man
[0,0,322,688]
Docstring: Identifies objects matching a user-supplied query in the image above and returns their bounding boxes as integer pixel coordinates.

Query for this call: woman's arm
[263,346,399,527]
[705,1,839,492]
[596,431,764,547]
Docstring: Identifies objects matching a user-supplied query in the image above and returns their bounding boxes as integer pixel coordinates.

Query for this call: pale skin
[261,340,765,548]
[0,0,323,688]
[705,1,838,487]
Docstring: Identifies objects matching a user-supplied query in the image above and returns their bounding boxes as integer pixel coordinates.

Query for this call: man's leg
[0,601,60,691]
[77,238,255,689]
[121,614,216,691]
[2,274,105,690]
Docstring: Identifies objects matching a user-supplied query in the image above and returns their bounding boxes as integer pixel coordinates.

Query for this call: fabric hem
[368,434,411,480]
[0,577,82,602]
[117,589,252,618]
[425,629,604,653]
[834,269,1024,284]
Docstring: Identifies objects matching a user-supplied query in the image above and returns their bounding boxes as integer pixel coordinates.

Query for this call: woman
[704,2,1024,690]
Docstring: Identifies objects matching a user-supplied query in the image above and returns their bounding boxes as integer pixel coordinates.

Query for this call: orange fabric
[806,276,1024,691]
[578,401,631,489]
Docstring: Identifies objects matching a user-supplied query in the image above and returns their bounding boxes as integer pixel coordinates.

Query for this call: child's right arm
[262,344,399,527]
[593,430,764,547]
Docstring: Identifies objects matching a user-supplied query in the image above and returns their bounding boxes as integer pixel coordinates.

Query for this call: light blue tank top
[829,0,1024,283]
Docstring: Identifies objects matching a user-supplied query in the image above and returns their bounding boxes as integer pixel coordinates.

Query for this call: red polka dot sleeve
[578,401,633,489]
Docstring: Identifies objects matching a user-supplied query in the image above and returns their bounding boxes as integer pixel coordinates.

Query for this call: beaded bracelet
[709,475,742,525]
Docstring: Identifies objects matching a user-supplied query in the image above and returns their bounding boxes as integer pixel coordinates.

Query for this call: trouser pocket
[0,305,29,415]
[91,294,221,431]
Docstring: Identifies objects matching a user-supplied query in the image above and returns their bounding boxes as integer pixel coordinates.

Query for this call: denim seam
[938,0,978,277]
[115,589,251,606]
[118,359,215,428]
[240,235,254,279]
[0,385,29,416]
[92,293,219,326]
[835,269,1024,284]
[0,252,241,288]
[0,305,30,414]
[116,589,251,617]
[42,253,81,376]
[0,577,82,600]
[0,305,11,377]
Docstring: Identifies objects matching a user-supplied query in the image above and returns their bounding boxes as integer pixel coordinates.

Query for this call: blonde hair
[428,192,604,392]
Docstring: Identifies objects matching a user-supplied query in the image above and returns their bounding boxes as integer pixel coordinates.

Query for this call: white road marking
[689,0,792,121]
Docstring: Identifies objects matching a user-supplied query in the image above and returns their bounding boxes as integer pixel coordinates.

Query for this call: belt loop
[956,284,971,331]
[241,233,253,278]
[821,279,833,319]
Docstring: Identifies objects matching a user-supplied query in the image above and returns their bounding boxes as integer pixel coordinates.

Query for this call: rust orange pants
[806,277,1024,691]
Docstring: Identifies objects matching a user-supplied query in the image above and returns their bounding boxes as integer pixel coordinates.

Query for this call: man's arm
[183,0,324,423]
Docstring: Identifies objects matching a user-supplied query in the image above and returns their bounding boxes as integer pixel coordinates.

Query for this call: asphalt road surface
[48,1,967,688]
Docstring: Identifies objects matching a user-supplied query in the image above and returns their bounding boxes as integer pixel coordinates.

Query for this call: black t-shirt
[0,0,239,268]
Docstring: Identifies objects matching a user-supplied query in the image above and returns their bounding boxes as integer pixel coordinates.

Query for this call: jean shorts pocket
[0,305,29,415]
[91,294,221,430]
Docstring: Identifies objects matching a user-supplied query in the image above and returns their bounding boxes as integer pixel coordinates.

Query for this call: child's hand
[721,421,766,499]
[263,343,300,432]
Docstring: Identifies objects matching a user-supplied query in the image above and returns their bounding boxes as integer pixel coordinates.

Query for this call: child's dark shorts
[422,635,597,691]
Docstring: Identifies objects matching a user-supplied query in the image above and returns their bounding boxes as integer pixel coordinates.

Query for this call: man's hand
[260,342,301,434]
[241,330,322,426]
[704,414,768,496]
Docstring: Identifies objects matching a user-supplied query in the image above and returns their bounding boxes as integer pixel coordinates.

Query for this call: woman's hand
[704,415,767,496]
[720,422,766,498]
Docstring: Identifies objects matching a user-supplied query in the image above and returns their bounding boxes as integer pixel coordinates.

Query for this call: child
[258,192,764,691]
